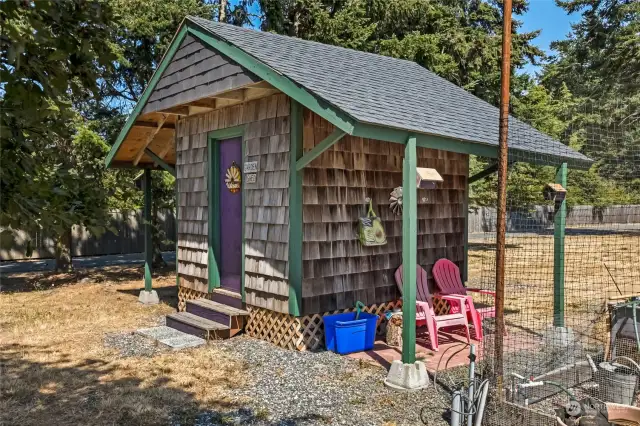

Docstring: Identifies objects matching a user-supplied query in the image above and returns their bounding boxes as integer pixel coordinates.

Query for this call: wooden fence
[0,210,176,261]
[469,205,640,234]
[3,205,637,260]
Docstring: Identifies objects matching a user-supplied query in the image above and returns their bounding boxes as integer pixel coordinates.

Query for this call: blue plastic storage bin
[324,312,378,354]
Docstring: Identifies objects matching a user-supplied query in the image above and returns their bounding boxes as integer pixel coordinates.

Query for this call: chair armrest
[434,294,468,315]
[416,300,430,313]
[466,288,496,298]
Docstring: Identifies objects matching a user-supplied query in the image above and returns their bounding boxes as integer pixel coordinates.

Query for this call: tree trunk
[54,229,73,272]
[218,0,227,22]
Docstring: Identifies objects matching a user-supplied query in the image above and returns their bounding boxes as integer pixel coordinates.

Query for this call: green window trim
[207,125,246,293]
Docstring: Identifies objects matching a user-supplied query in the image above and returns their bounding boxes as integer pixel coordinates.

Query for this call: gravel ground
[104,316,169,358]
[105,323,463,425]
[183,336,455,426]
[104,331,171,357]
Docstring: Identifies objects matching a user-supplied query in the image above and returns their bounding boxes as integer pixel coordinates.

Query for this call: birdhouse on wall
[416,168,443,189]
[543,183,567,203]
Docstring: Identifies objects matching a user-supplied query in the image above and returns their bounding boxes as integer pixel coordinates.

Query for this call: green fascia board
[144,148,176,176]
[105,24,188,168]
[105,18,590,173]
[186,23,357,135]
[351,123,410,143]
[352,122,591,170]
[353,122,499,157]
[295,128,345,171]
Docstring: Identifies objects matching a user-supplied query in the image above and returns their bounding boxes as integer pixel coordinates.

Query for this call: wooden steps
[210,288,244,310]
[166,297,248,340]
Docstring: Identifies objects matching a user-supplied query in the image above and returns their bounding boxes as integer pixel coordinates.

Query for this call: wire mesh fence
[473,101,640,425]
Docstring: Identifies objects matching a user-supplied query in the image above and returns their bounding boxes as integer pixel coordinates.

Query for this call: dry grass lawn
[468,229,640,346]
[0,266,247,426]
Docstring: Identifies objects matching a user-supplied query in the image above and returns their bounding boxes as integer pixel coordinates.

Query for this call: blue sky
[519,0,579,75]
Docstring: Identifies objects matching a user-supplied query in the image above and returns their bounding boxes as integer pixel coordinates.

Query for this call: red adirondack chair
[432,258,497,340]
[394,265,471,351]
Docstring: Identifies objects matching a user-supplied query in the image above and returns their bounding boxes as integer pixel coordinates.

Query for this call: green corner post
[553,162,568,327]
[401,135,418,364]
[288,100,303,317]
[143,168,153,292]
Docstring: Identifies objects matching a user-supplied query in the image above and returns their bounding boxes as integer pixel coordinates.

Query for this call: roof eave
[105,21,190,169]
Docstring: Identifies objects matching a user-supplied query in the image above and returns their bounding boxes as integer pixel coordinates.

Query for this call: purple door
[219,137,242,293]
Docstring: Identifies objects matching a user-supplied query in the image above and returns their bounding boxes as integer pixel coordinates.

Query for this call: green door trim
[207,125,246,295]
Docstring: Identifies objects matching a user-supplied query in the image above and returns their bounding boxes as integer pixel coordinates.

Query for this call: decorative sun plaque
[225,161,242,193]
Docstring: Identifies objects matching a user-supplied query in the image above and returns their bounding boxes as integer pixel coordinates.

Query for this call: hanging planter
[389,186,403,215]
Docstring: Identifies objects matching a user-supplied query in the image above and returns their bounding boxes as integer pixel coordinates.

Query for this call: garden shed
[105,16,591,355]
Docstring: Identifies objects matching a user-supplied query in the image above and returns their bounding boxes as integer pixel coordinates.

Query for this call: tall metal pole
[494,0,512,385]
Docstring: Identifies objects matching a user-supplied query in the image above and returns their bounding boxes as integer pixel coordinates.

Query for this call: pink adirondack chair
[394,265,471,351]
[432,258,497,340]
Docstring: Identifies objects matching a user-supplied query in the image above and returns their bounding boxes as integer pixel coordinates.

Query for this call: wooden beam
[134,121,175,130]
[248,81,274,89]
[144,148,176,176]
[295,129,346,171]
[187,98,217,108]
[245,87,279,99]
[188,105,213,115]
[157,106,189,115]
[157,137,174,159]
[212,89,246,101]
[133,115,167,166]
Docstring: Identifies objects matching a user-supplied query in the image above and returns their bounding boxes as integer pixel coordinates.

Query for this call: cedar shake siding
[301,111,468,315]
[176,94,291,314]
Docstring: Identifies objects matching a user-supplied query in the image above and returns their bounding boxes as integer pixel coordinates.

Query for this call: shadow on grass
[0,343,223,426]
[0,343,341,426]
[0,264,175,294]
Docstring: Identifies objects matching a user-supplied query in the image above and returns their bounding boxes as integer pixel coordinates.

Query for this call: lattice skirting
[245,300,405,351]
[178,284,451,351]
[177,286,211,311]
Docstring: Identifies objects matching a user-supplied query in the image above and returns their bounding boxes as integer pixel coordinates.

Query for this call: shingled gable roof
[191,17,590,167]
[106,17,592,169]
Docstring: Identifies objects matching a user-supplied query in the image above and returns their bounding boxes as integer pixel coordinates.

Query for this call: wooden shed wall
[176,94,291,313]
[301,111,468,315]
[143,34,261,115]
